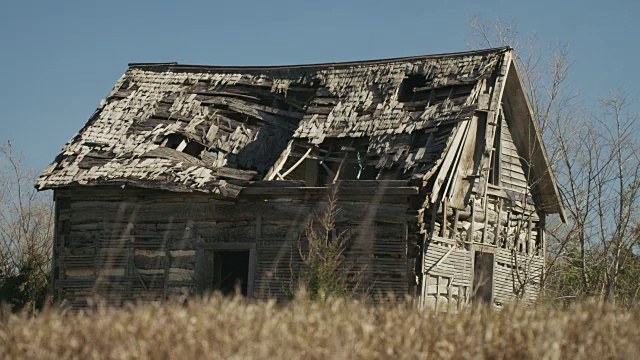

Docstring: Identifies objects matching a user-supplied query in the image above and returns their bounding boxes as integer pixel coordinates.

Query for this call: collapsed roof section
[35,47,531,201]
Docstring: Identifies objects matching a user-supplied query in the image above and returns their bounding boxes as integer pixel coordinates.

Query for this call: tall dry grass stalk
[1,296,639,359]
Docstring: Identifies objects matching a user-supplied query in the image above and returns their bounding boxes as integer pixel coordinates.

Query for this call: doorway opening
[197,245,256,297]
[472,251,494,304]
[213,250,250,295]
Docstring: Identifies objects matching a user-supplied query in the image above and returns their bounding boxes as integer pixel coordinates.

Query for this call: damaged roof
[35,47,510,198]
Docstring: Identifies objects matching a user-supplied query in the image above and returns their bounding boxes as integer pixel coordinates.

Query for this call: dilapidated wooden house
[36,47,564,310]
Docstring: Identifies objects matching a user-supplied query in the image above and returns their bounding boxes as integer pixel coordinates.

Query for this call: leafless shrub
[468,16,640,305]
[289,185,357,301]
[0,142,53,312]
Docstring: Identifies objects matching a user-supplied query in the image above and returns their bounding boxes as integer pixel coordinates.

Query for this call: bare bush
[0,142,53,312]
[468,16,640,305]
[290,186,355,301]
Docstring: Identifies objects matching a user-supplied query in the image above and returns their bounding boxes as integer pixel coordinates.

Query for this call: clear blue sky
[1,0,638,170]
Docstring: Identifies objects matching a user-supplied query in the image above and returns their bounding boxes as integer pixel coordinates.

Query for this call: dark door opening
[214,251,250,296]
[472,252,494,304]
[199,249,251,296]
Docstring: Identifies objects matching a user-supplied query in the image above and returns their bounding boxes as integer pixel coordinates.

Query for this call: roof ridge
[128,46,511,71]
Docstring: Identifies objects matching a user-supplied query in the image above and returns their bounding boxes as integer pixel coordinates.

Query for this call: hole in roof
[162,133,205,158]
[183,141,205,157]
[398,75,427,102]
[164,134,186,149]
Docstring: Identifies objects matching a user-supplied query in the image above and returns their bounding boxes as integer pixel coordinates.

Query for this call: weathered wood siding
[422,199,544,310]
[39,48,562,312]
[494,248,543,307]
[423,240,472,311]
[421,108,546,311]
[500,116,532,195]
[53,185,416,308]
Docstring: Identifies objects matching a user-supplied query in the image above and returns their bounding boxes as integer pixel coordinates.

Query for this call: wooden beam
[494,200,502,246]
[469,201,475,247]
[333,140,354,183]
[280,146,313,179]
[246,180,409,188]
[527,219,533,255]
[248,248,257,298]
[435,275,440,314]
[482,197,489,244]
[433,246,455,270]
[468,200,476,301]
[451,209,459,240]
[290,152,370,164]
[198,242,257,250]
[240,186,419,196]
[447,277,453,311]
[430,120,470,203]
[265,140,294,180]
[440,197,448,238]
[444,120,472,200]
[515,219,522,253]
[319,161,336,180]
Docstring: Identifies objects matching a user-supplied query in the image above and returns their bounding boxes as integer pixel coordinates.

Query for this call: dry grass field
[1,295,639,359]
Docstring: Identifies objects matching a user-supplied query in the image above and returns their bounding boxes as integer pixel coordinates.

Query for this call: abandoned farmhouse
[35,47,564,310]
